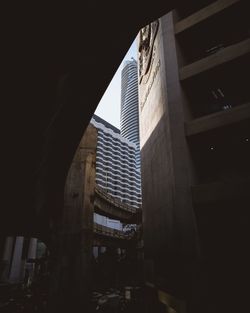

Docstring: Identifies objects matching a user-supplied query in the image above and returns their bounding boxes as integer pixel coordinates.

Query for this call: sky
[94,40,137,129]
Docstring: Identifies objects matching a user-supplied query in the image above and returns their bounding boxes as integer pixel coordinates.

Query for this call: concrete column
[97,246,101,256]
[139,13,199,295]
[28,238,38,259]
[1,236,14,282]
[26,238,38,283]
[93,246,98,259]
[9,236,24,283]
[100,247,106,253]
[47,124,97,312]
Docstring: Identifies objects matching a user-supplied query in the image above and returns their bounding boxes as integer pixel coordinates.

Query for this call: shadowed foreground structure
[2,2,176,311]
[1,1,249,312]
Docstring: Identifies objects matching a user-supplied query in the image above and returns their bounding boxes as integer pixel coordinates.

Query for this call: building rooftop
[92,114,120,134]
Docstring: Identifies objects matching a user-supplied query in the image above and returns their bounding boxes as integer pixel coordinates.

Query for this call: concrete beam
[95,186,139,213]
[179,38,250,80]
[94,199,141,224]
[175,0,240,34]
[192,178,250,205]
[185,102,250,136]
[94,188,141,224]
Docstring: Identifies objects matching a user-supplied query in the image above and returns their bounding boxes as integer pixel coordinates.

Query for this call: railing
[93,223,137,240]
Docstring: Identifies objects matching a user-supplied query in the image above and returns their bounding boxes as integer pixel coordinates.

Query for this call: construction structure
[2,0,249,312]
[138,1,250,312]
[60,121,142,306]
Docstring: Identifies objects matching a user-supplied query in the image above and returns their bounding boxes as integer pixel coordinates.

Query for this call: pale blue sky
[94,40,137,129]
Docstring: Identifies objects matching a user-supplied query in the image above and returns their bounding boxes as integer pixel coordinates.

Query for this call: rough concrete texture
[47,124,97,313]
[139,12,199,298]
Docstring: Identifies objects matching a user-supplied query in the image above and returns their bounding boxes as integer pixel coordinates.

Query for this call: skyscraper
[92,114,141,208]
[91,115,142,230]
[120,59,140,168]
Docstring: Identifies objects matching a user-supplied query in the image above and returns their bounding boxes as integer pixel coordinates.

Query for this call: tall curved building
[120,59,140,168]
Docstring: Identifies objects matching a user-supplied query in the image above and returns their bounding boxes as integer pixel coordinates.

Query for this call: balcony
[175,0,240,35]
[179,38,250,81]
[185,102,250,136]
[93,223,139,248]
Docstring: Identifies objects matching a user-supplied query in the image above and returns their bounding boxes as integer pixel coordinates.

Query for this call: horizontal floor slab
[175,0,239,34]
[179,38,250,80]
[185,102,250,136]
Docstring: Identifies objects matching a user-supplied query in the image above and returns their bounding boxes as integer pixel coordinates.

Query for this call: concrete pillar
[100,246,106,253]
[138,13,199,294]
[9,236,24,283]
[93,246,98,259]
[1,236,14,282]
[28,238,38,259]
[26,238,38,283]
[47,124,97,312]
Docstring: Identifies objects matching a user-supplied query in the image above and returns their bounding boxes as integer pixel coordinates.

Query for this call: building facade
[91,114,142,229]
[138,1,250,312]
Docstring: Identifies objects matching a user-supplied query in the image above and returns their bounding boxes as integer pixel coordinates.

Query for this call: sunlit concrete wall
[138,13,199,298]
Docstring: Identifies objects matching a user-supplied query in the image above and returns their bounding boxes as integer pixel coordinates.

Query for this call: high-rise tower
[120,59,140,168]
[92,114,141,209]
[91,114,142,231]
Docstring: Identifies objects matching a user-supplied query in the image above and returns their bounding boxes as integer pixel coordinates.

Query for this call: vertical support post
[28,238,38,259]
[47,124,97,313]
[9,236,24,283]
[27,238,38,282]
[1,236,14,282]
